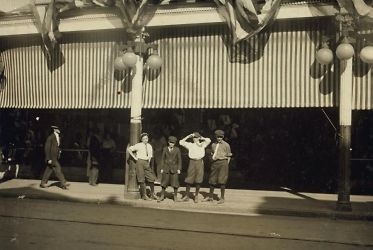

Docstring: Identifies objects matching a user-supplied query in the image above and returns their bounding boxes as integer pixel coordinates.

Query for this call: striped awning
[144,21,339,109]
[0,32,131,109]
[0,20,372,109]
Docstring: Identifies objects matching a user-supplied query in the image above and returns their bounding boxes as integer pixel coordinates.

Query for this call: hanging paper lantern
[316,47,333,65]
[336,42,354,60]
[122,51,137,68]
[146,54,163,70]
[114,56,127,71]
[360,46,373,64]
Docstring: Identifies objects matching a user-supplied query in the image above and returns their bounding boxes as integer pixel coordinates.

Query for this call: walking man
[203,129,232,204]
[157,136,182,202]
[40,126,69,189]
[179,132,211,203]
[127,132,157,200]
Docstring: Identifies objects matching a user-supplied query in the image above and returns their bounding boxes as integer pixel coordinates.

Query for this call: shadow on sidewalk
[253,195,373,221]
[0,182,136,207]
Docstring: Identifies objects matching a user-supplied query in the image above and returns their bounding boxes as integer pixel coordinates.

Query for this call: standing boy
[203,129,232,204]
[127,132,157,200]
[157,136,182,202]
[179,132,211,203]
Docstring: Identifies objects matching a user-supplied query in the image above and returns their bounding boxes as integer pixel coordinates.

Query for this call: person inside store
[0,144,19,183]
[87,128,102,186]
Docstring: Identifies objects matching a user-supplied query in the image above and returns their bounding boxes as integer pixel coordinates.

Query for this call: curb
[1,189,372,221]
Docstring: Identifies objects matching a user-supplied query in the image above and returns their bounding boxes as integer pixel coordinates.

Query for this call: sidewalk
[0,179,372,221]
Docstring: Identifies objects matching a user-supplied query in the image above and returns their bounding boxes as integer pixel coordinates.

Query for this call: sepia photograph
[0,0,372,249]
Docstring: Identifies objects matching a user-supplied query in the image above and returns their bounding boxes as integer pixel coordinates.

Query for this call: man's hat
[215,129,225,137]
[168,136,177,143]
[192,132,201,138]
[51,125,60,133]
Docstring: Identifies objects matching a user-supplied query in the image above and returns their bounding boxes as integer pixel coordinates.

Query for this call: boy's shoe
[173,195,180,202]
[181,196,189,202]
[194,196,199,203]
[157,194,164,203]
[142,195,152,201]
[217,198,225,204]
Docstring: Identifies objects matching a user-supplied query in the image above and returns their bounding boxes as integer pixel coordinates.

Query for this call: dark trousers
[41,161,66,184]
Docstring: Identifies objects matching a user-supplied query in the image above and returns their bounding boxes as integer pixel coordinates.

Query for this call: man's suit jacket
[160,146,182,174]
[44,133,60,164]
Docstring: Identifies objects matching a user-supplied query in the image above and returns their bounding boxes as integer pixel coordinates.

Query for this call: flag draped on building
[335,0,373,42]
[114,0,154,35]
[337,0,373,19]
[33,0,152,58]
[215,0,282,43]
[1,0,153,62]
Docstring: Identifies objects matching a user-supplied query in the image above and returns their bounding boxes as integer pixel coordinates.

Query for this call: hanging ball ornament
[316,47,333,65]
[122,51,137,68]
[360,46,373,64]
[147,54,163,70]
[114,56,127,71]
[336,42,354,60]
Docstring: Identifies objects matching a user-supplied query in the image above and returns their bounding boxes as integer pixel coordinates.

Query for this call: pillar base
[336,201,352,212]
[124,186,140,199]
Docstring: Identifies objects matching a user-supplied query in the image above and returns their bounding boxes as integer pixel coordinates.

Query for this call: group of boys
[36,125,232,205]
[127,129,232,204]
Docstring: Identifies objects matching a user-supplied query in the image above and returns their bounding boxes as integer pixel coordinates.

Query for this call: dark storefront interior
[1,108,372,194]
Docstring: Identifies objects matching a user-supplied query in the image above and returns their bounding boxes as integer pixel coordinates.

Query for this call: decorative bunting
[215,0,282,43]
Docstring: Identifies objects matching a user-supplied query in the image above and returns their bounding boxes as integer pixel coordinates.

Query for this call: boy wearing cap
[203,129,232,204]
[40,126,70,189]
[127,133,157,200]
[157,136,182,202]
[179,132,211,203]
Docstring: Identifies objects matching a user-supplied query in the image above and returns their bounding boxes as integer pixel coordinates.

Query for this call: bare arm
[127,145,138,161]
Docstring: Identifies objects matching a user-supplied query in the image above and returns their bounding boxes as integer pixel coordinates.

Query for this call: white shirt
[180,139,211,159]
[129,142,153,160]
[54,132,60,146]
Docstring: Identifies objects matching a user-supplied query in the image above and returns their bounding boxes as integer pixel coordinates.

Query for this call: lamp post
[315,12,357,211]
[315,10,373,211]
[114,32,162,194]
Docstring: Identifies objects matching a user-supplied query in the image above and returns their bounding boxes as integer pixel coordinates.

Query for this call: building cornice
[0,2,338,37]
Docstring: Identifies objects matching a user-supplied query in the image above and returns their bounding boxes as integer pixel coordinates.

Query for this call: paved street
[1,198,372,250]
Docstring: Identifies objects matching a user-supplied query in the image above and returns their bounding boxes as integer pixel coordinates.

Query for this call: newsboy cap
[215,130,225,137]
[168,136,177,143]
